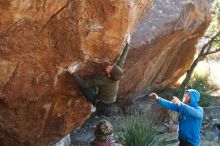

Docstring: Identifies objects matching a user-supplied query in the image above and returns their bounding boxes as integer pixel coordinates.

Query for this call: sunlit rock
[119,0,211,103]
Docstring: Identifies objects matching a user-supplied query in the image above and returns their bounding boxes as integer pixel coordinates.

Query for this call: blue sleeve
[179,103,203,118]
[157,97,179,112]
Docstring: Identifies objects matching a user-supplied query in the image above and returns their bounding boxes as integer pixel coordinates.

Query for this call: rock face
[0,0,153,145]
[119,0,211,102]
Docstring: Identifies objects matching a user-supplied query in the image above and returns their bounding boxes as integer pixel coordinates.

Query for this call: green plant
[115,110,158,146]
[188,73,211,91]
[187,73,214,107]
[199,91,212,107]
[205,132,215,146]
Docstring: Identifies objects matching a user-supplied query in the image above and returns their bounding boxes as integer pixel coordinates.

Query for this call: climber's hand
[127,34,131,44]
[67,63,81,74]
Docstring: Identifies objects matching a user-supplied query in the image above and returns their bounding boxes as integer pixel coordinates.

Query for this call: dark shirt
[72,43,129,103]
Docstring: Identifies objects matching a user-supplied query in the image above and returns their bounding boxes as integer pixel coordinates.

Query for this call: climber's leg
[96,101,113,116]
[80,87,97,106]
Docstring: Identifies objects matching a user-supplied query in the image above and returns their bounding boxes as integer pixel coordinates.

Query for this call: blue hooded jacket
[157,89,203,146]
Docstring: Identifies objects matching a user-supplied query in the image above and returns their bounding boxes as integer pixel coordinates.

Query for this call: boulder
[0,0,153,145]
[0,0,212,145]
[119,0,211,103]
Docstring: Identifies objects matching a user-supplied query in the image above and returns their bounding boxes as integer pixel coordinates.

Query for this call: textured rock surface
[0,0,153,145]
[119,0,211,103]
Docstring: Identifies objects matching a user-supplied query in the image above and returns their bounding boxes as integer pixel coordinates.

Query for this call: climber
[90,119,123,146]
[67,34,131,115]
[149,89,203,146]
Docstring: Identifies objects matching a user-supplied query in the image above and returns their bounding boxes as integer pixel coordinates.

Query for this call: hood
[186,89,200,107]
